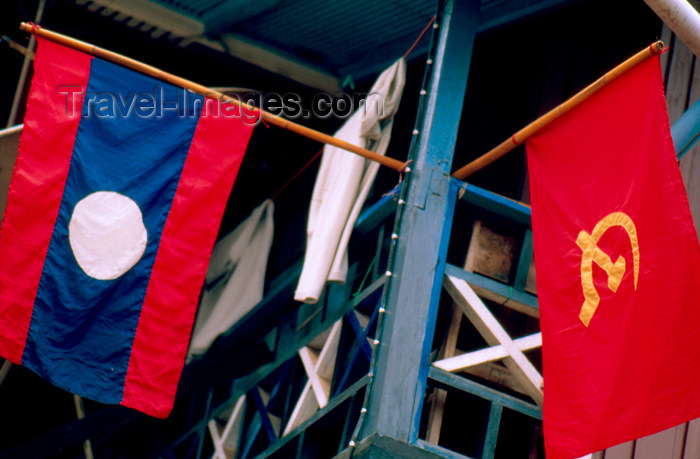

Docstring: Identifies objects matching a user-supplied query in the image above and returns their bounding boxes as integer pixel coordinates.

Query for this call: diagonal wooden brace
[443,274,544,406]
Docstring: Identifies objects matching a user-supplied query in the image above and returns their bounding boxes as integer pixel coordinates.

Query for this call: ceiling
[72,0,572,92]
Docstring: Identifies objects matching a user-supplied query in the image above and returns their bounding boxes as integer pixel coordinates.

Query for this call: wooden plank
[221,396,246,457]
[443,274,543,406]
[208,420,225,459]
[660,25,673,82]
[0,125,21,226]
[208,395,246,458]
[634,423,687,459]
[684,418,700,459]
[604,441,635,459]
[434,333,541,372]
[283,383,319,436]
[690,50,700,107]
[465,220,516,284]
[0,359,11,387]
[679,60,700,238]
[73,395,95,459]
[482,403,503,459]
[665,37,694,124]
[315,320,341,394]
[299,347,327,407]
[464,219,483,273]
[286,320,341,435]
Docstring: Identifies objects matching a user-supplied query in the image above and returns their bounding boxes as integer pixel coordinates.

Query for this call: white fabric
[188,199,274,357]
[294,59,406,304]
[69,191,147,280]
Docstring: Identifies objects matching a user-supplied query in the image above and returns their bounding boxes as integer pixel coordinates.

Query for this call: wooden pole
[19,23,408,173]
[452,41,665,181]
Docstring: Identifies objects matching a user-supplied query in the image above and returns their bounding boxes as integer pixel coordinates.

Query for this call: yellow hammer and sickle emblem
[576,212,640,326]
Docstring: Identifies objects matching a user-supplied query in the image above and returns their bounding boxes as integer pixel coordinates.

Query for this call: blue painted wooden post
[361,0,479,443]
[482,403,503,459]
[673,98,700,159]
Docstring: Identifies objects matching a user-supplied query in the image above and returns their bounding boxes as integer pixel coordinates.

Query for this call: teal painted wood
[428,367,542,420]
[445,263,539,312]
[345,309,374,361]
[162,273,386,457]
[194,388,213,459]
[257,376,370,459]
[241,368,293,458]
[458,182,531,226]
[513,229,534,291]
[673,98,700,159]
[334,298,381,397]
[354,187,400,233]
[416,439,475,459]
[361,0,479,443]
[349,434,453,459]
[482,403,504,459]
[296,431,305,459]
[410,178,460,441]
[337,396,357,456]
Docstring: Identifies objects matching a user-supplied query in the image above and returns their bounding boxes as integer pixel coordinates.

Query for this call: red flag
[527,55,700,458]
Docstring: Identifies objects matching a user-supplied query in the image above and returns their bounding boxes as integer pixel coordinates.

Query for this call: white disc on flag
[69,191,148,281]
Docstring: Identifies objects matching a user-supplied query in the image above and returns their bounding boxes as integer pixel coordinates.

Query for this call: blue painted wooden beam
[457,182,531,226]
[345,310,374,361]
[362,0,479,443]
[673,98,700,160]
[513,229,533,291]
[415,439,474,459]
[352,433,458,459]
[257,376,370,459]
[482,403,504,459]
[354,185,401,233]
[445,263,539,314]
[334,299,381,397]
[428,367,541,420]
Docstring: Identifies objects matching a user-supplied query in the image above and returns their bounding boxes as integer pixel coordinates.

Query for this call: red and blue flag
[0,37,254,417]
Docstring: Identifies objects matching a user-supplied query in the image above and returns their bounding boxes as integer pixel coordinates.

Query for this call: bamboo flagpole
[19,23,408,172]
[452,41,665,181]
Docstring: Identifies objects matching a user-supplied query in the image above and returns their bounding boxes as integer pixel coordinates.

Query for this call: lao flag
[527,55,700,457]
[0,37,254,418]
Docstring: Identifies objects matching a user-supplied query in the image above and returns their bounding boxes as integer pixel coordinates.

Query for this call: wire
[270,148,324,201]
[403,15,437,59]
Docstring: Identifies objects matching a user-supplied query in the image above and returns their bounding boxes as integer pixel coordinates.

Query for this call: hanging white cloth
[188,199,274,357]
[294,59,406,304]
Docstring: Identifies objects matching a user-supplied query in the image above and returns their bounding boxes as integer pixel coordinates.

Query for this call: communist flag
[0,37,254,418]
[527,55,700,457]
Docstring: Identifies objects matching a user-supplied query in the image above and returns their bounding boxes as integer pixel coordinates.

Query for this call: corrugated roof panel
[155,0,227,17]
[75,0,437,82]
[229,0,437,74]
